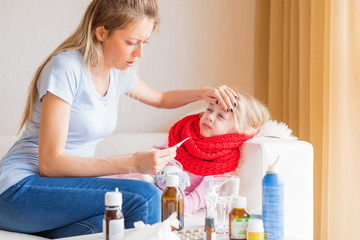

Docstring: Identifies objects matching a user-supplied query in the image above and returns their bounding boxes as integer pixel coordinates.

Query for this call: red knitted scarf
[168,113,254,176]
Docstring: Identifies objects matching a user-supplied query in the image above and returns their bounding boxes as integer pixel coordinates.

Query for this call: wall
[0,0,256,135]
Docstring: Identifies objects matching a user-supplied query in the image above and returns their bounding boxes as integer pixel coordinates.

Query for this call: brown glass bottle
[161,175,184,230]
[204,217,216,240]
[229,196,250,240]
[103,188,124,240]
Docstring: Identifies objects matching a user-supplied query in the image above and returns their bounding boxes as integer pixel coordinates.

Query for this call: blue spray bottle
[262,156,284,240]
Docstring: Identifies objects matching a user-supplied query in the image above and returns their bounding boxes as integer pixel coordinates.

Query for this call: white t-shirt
[0,50,137,195]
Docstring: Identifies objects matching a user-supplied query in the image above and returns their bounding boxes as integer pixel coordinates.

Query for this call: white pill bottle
[247,218,264,240]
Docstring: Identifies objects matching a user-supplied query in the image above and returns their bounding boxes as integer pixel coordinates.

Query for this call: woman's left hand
[202,85,238,112]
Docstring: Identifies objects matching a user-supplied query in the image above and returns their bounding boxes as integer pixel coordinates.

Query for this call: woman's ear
[94,26,107,41]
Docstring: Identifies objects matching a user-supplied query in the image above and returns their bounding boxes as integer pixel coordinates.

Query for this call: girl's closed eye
[206,108,213,112]
[218,114,225,119]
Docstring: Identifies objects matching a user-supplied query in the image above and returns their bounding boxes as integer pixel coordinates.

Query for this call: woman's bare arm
[126,79,238,111]
[38,92,176,177]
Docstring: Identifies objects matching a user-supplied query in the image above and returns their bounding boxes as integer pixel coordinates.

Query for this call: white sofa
[0,133,313,240]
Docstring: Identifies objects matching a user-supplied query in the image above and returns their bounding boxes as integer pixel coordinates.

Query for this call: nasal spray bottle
[262,156,284,240]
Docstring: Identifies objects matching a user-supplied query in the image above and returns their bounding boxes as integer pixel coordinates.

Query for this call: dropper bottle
[103,188,124,240]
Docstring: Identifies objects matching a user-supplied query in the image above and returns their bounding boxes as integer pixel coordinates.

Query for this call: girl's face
[199,104,237,137]
[100,17,154,70]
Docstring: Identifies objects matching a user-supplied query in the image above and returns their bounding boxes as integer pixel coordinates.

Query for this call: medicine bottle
[204,217,216,240]
[262,157,284,240]
[229,196,250,240]
[247,218,264,240]
[103,188,124,240]
[161,175,184,230]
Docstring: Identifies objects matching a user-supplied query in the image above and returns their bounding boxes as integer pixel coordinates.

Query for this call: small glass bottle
[204,217,216,240]
[229,196,250,240]
[103,188,124,240]
[161,175,184,230]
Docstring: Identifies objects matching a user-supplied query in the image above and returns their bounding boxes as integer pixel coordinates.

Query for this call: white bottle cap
[105,188,122,207]
[267,156,280,173]
[232,196,247,209]
[247,218,264,233]
[166,175,179,187]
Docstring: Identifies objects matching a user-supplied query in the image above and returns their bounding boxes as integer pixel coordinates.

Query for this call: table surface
[56,210,207,240]
[55,209,300,240]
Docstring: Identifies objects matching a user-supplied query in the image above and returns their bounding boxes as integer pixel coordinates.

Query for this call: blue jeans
[0,175,161,239]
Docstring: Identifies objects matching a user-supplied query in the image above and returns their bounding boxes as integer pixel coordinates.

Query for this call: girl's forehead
[208,103,227,113]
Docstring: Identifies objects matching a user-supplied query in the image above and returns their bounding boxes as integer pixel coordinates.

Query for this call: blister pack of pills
[175,228,205,240]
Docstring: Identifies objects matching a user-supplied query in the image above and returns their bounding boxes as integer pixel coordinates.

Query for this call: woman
[0,0,238,238]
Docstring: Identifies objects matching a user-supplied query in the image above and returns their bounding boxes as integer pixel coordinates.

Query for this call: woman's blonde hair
[19,0,159,132]
[233,91,271,135]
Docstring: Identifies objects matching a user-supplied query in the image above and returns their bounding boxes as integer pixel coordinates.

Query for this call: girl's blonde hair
[19,0,159,132]
[233,91,271,135]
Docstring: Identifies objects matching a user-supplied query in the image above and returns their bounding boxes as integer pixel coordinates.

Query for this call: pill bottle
[247,218,264,240]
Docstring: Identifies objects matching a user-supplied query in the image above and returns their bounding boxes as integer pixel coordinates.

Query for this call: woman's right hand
[132,146,177,174]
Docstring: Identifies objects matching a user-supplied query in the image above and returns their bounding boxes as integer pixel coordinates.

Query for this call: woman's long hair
[19,0,159,132]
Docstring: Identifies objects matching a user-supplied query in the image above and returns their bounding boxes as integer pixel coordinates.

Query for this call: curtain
[255,0,360,239]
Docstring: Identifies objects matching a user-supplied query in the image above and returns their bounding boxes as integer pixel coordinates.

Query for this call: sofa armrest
[238,137,313,240]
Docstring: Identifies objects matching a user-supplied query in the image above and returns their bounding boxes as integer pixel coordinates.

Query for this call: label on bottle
[230,218,247,239]
[103,219,124,240]
[248,231,264,240]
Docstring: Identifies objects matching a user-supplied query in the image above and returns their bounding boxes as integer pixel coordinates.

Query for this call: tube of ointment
[174,137,190,149]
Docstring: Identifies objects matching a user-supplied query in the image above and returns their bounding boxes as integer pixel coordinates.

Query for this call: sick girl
[107,91,270,215]
[168,91,271,214]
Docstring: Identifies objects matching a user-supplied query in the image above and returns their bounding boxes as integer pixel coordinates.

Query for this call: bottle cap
[166,175,179,187]
[247,218,264,233]
[232,196,247,209]
[205,217,214,228]
[105,188,122,207]
[267,156,280,173]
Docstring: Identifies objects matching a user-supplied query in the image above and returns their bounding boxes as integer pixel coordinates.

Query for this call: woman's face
[100,17,154,70]
[199,104,237,137]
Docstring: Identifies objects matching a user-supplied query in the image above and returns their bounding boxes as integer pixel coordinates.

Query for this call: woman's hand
[131,146,177,174]
[127,79,239,111]
[202,85,238,112]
